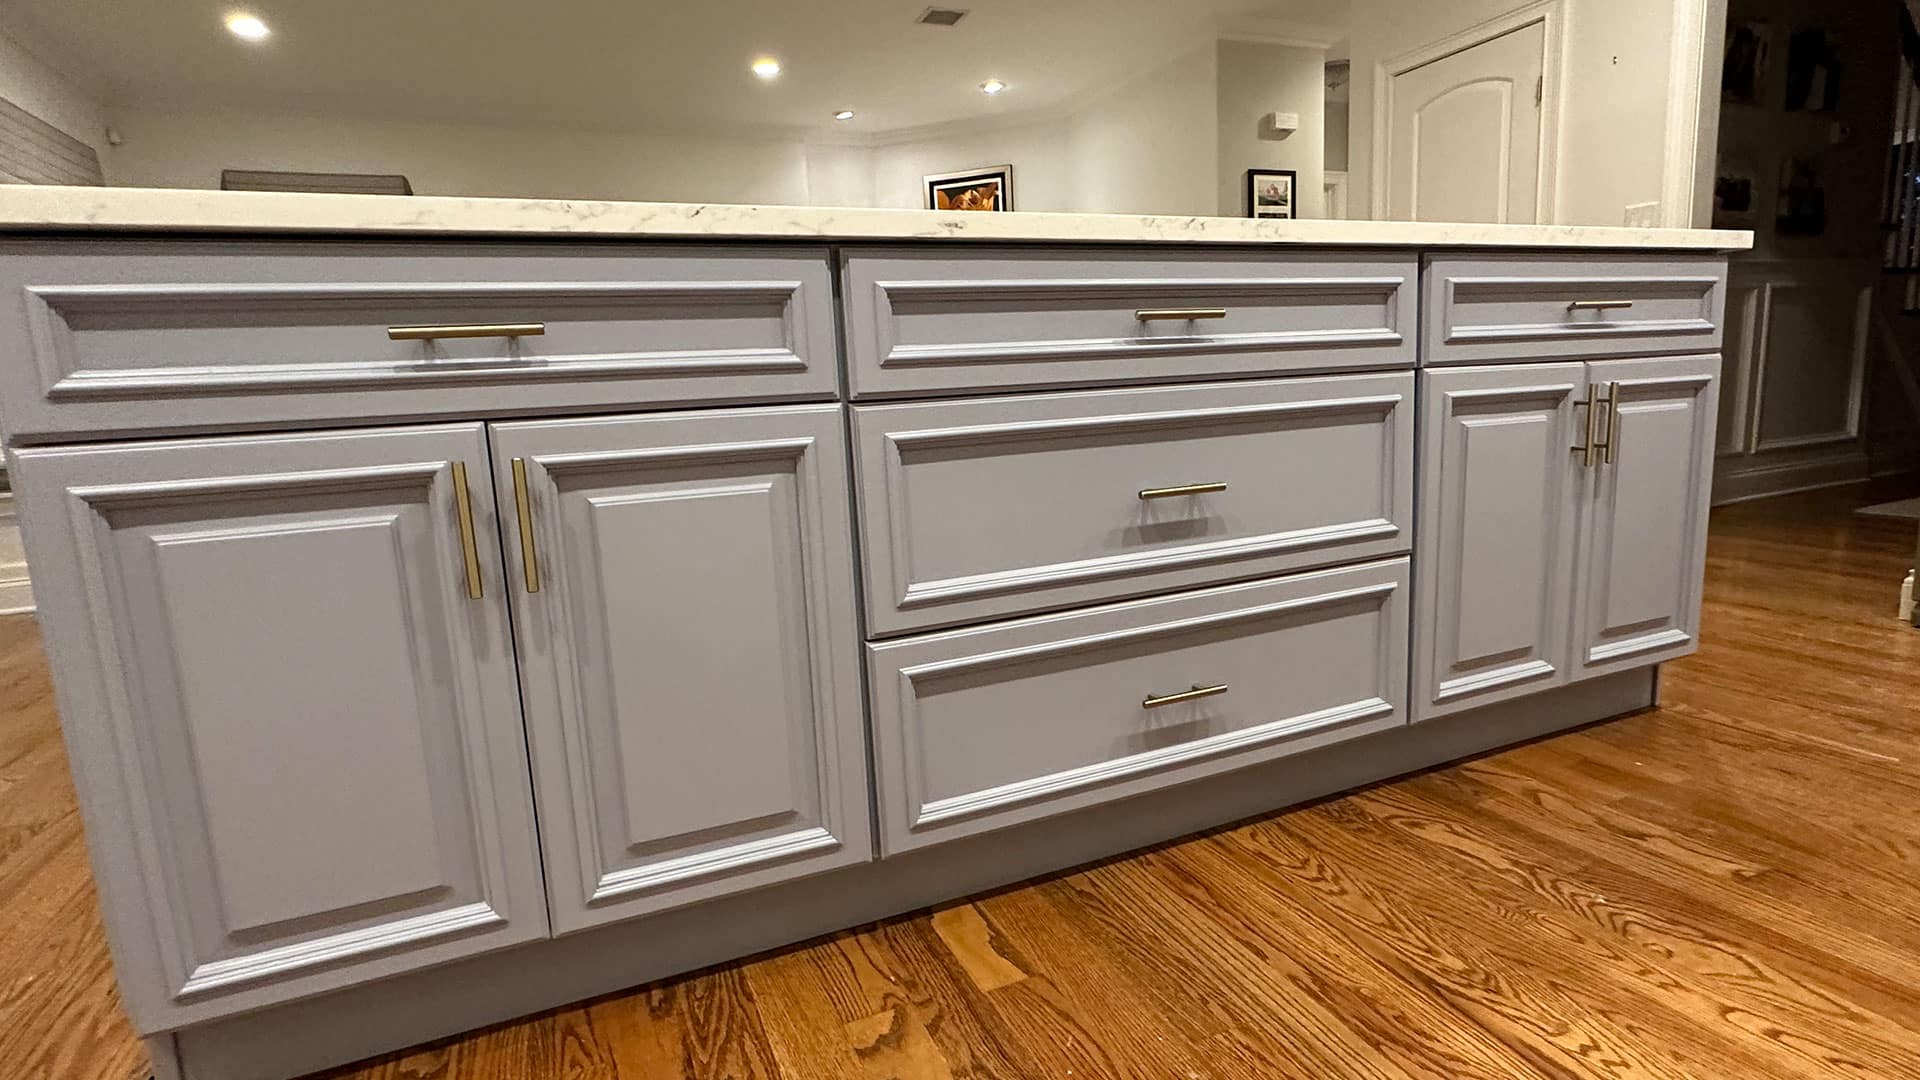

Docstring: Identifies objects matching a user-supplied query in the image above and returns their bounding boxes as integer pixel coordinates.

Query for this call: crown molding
[1216,17,1345,50]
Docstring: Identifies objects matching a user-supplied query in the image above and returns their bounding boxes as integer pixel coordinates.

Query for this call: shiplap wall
[0,94,102,186]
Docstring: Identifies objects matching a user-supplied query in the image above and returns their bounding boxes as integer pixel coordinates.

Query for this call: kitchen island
[0,186,1748,1080]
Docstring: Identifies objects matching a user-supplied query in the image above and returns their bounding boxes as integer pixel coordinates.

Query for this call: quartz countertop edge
[0,186,1756,250]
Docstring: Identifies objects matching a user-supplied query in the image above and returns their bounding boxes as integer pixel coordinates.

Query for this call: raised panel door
[1572,354,1720,676]
[8,423,546,1031]
[489,404,870,934]
[1413,363,1585,720]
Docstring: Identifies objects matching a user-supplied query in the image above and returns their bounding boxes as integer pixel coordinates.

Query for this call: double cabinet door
[11,405,867,1030]
[1412,353,1719,721]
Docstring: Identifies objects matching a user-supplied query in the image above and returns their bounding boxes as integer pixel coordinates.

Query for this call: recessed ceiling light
[224,12,270,41]
[834,110,856,121]
[751,57,782,79]
[980,78,1007,95]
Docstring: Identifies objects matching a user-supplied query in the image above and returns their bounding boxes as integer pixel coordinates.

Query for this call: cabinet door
[1572,353,1719,676]
[489,405,870,934]
[1413,363,1586,721]
[9,424,546,1032]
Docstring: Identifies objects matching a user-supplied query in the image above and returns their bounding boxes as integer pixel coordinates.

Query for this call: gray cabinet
[842,248,1416,398]
[1572,354,1719,675]
[1412,354,1719,720]
[1421,254,1727,366]
[852,374,1414,635]
[0,241,838,442]
[487,405,871,934]
[868,558,1410,853]
[8,424,548,1031]
[1413,363,1585,719]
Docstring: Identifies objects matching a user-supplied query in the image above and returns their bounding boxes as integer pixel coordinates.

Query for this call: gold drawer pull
[389,322,546,341]
[1139,481,1228,500]
[1566,299,1634,312]
[511,457,540,593]
[1600,380,1621,464]
[1572,384,1603,468]
[1143,683,1230,709]
[450,462,484,600]
[1135,308,1227,321]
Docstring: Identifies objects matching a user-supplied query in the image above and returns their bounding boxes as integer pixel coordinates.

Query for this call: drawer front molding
[844,250,1416,397]
[0,242,837,441]
[868,560,1411,853]
[854,374,1413,635]
[24,281,812,400]
[1423,255,1728,365]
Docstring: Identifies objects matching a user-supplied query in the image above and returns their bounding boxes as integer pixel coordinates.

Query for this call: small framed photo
[1246,169,1296,219]
[925,165,1013,212]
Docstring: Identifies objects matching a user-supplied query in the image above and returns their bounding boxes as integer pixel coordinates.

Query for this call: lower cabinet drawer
[867,557,1410,854]
[853,373,1414,635]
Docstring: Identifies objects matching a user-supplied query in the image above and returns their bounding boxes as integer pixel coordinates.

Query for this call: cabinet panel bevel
[8,424,547,1031]
[1413,363,1585,720]
[1571,354,1719,676]
[489,404,871,934]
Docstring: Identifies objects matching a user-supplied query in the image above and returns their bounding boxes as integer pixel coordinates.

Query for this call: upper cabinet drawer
[0,240,837,442]
[842,248,1416,398]
[1423,254,1728,365]
[853,374,1413,635]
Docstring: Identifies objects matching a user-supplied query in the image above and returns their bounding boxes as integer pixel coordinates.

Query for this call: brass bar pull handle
[1572,384,1602,468]
[1600,381,1621,464]
[1135,308,1227,321]
[389,322,545,341]
[511,457,540,594]
[1143,683,1230,709]
[1567,300,1634,312]
[1139,481,1228,500]
[451,462,484,600]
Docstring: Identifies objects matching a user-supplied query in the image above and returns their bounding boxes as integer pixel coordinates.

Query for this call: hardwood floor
[6,485,1920,1079]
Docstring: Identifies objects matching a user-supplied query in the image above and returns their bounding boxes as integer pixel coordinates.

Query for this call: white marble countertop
[0,186,1754,250]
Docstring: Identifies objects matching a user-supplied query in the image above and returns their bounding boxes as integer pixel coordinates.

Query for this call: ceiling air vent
[916,7,969,26]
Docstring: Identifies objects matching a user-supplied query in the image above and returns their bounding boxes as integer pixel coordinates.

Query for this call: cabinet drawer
[853,373,1413,635]
[842,248,1415,398]
[0,239,836,441]
[1423,254,1727,365]
[868,559,1410,853]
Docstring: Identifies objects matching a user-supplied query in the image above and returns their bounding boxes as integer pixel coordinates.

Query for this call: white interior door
[1386,21,1546,223]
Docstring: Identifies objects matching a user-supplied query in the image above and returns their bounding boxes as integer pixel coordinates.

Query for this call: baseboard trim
[1713,450,1872,505]
[0,576,35,615]
[170,668,1657,1080]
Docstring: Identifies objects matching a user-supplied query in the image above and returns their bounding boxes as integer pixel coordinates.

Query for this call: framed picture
[1776,153,1827,237]
[1722,19,1772,105]
[925,166,1013,212]
[1712,151,1760,229]
[1784,27,1841,111]
[1246,169,1296,219]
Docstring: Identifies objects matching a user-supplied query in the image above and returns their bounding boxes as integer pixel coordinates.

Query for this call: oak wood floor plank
[1322,789,1920,1079]
[1124,844,1539,1080]
[1197,822,1703,1080]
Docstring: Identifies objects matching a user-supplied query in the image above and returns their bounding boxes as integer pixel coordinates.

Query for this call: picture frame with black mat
[925,166,1013,212]
[1246,169,1296,219]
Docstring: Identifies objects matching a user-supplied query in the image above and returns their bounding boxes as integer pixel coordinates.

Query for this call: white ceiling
[2,0,1351,136]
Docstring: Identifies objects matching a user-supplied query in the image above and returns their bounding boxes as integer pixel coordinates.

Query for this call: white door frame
[1323,170,1350,219]
[1370,0,1566,222]
[1660,0,1723,226]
